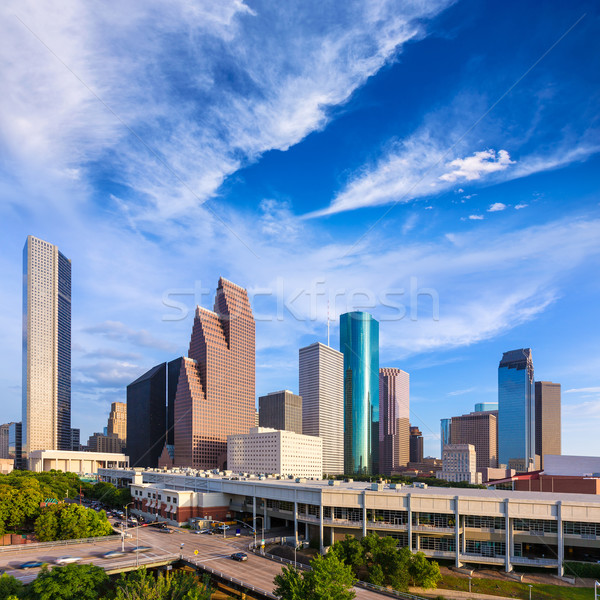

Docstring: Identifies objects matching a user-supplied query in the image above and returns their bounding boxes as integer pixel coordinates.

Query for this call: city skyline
[0,2,599,459]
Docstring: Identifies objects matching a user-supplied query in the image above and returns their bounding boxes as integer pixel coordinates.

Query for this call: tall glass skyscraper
[22,235,71,461]
[340,311,379,475]
[498,348,535,470]
[440,418,451,457]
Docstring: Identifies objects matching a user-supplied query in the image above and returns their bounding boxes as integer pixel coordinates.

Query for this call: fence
[0,534,122,553]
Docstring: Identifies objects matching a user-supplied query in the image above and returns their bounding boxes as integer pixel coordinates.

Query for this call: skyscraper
[379,368,410,475]
[174,278,255,470]
[498,348,535,470]
[440,418,451,457]
[535,381,561,469]
[22,235,71,462]
[107,402,127,441]
[450,410,498,469]
[259,390,302,434]
[409,426,424,463]
[126,363,167,467]
[299,342,344,475]
[340,312,379,475]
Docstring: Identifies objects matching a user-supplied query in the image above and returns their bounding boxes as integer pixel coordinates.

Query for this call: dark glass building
[498,348,535,470]
[409,426,424,463]
[340,311,379,475]
[259,390,303,434]
[8,422,22,470]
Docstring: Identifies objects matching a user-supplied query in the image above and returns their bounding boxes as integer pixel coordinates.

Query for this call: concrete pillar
[454,496,461,568]
[264,498,267,533]
[415,533,420,550]
[407,493,413,551]
[319,491,324,554]
[294,497,298,549]
[362,490,367,537]
[557,500,564,576]
[504,498,512,572]
[461,515,466,554]
[252,495,256,533]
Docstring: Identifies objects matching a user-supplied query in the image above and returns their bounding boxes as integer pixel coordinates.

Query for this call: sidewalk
[411,588,518,600]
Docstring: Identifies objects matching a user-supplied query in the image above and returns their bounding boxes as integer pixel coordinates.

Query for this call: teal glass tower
[498,348,535,470]
[340,311,379,475]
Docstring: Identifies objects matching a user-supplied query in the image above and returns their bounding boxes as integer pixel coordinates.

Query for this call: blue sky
[1,1,599,458]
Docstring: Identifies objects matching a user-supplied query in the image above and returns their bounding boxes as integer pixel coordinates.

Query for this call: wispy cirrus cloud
[0,0,454,231]
[439,149,514,183]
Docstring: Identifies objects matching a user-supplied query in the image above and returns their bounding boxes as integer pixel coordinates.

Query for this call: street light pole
[595,581,599,600]
[468,577,472,594]
[528,584,532,600]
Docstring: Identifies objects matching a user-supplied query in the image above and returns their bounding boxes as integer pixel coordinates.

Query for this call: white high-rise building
[437,443,482,484]
[227,427,322,478]
[299,342,343,475]
[22,235,72,461]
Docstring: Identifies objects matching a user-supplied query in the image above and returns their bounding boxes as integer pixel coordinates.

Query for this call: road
[0,522,382,599]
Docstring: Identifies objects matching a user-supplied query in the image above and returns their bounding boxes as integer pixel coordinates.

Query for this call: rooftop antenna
[327,299,330,347]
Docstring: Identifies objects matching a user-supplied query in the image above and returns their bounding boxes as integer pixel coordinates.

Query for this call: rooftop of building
[107,467,600,505]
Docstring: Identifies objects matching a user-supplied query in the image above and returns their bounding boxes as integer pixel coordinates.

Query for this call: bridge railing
[0,534,122,553]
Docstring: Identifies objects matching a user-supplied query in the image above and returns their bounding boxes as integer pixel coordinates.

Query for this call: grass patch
[439,574,591,599]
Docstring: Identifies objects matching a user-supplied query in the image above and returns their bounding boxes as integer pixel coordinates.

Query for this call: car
[18,561,45,570]
[54,556,81,565]
[101,550,127,559]
[130,546,152,553]
[162,528,175,534]
[230,552,248,562]
[217,524,230,530]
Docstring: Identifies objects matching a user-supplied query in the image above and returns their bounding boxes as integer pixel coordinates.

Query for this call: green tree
[110,568,211,600]
[407,551,441,589]
[28,564,108,600]
[0,573,24,599]
[274,552,356,600]
[34,504,113,542]
[329,535,364,576]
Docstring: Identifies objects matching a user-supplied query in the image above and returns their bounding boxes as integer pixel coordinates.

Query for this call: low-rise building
[437,444,482,485]
[99,466,600,575]
[28,450,128,475]
[227,427,322,478]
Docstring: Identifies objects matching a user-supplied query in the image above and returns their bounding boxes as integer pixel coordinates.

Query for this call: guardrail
[0,534,121,553]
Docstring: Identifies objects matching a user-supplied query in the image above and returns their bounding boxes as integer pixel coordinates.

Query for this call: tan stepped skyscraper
[299,342,344,475]
[535,381,561,469]
[22,235,72,461]
[450,410,498,470]
[107,402,127,441]
[379,368,410,475]
[174,278,255,469]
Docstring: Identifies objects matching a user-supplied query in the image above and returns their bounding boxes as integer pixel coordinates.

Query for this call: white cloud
[440,149,515,183]
[0,0,453,228]
[564,387,600,394]
[447,387,475,397]
[488,202,507,212]
[515,203,528,210]
[468,214,484,220]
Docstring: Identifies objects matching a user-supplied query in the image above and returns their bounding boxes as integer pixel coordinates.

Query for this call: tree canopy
[28,564,108,600]
[34,504,113,542]
[274,552,356,600]
[110,568,211,600]
[329,533,441,591]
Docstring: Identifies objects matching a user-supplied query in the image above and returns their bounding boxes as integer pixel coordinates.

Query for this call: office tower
[440,418,451,457]
[166,358,182,446]
[299,342,344,476]
[340,312,379,475]
[437,444,482,484]
[22,235,72,461]
[174,278,255,470]
[409,426,424,463]
[259,390,302,434]
[8,422,22,469]
[127,357,182,467]
[475,402,498,412]
[535,381,561,469]
[0,424,9,458]
[127,363,167,467]
[107,402,127,442]
[450,411,498,469]
[498,348,535,470]
[379,368,410,475]
[70,428,80,451]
